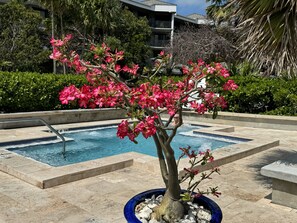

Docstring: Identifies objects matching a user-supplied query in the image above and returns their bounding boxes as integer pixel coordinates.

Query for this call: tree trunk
[51,0,56,74]
[60,14,66,74]
[151,131,185,222]
[151,189,185,222]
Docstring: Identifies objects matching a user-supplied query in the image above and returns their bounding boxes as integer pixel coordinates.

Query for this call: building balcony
[150,39,170,48]
[150,20,171,28]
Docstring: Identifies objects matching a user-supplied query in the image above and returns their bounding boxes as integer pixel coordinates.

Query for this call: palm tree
[70,0,122,37]
[231,0,297,78]
[206,0,232,26]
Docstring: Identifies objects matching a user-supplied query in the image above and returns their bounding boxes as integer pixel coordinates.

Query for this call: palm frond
[232,0,297,78]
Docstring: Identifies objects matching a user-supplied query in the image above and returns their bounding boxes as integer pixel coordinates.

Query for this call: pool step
[0,150,134,189]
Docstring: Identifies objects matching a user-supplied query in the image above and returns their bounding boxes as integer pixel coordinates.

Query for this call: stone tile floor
[1,124,297,222]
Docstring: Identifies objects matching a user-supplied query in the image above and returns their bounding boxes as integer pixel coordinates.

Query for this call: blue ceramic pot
[124,188,222,223]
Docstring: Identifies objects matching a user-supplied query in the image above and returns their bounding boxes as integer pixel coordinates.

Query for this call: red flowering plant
[178,147,221,202]
[50,35,237,222]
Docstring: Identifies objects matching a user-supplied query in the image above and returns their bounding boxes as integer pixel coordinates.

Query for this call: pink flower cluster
[49,34,72,61]
[223,80,238,91]
[122,64,140,76]
[212,63,230,78]
[129,81,190,116]
[203,92,227,109]
[182,60,230,81]
[189,101,207,114]
[117,115,158,142]
[116,120,136,142]
[59,81,127,108]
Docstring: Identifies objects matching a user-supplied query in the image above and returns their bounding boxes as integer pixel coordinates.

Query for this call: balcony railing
[150,20,171,28]
[150,39,170,47]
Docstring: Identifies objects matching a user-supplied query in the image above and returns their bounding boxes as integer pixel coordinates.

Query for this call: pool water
[8,124,243,167]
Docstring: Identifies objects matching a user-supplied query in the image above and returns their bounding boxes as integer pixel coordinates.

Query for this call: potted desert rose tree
[50,35,238,223]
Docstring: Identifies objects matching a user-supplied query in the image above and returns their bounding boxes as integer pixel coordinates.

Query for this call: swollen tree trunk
[151,130,185,222]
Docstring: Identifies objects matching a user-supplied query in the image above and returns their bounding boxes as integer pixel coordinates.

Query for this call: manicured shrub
[1,71,296,116]
[224,75,297,116]
[0,72,87,113]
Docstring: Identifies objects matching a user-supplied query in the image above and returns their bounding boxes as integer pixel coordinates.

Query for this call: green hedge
[0,72,87,113]
[1,72,296,116]
[224,75,297,116]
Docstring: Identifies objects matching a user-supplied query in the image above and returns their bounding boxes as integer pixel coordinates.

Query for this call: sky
[165,0,211,16]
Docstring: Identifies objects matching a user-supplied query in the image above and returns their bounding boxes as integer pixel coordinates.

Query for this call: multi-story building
[121,0,211,56]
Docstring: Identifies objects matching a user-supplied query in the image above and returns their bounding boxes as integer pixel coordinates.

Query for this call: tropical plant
[231,0,297,78]
[50,35,237,222]
[206,0,233,26]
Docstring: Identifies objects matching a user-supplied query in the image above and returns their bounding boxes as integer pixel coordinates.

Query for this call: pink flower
[135,115,157,139]
[122,65,129,73]
[105,56,113,63]
[117,120,138,142]
[223,80,238,91]
[190,101,207,114]
[59,85,79,104]
[187,60,193,65]
[216,96,228,109]
[220,68,230,78]
[115,50,124,61]
[50,38,55,46]
[206,66,216,74]
[50,38,65,47]
[204,92,215,104]
[197,59,205,66]
[61,58,68,64]
[126,64,139,76]
[77,85,92,108]
[64,34,72,41]
[55,40,64,47]
[182,66,189,75]
[117,120,129,139]
[49,48,62,60]
[90,44,96,51]
[115,64,121,73]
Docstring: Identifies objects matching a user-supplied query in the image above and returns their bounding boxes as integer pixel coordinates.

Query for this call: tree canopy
[66,1,152,66]
[168,24,235,65]
[0,0,50,72]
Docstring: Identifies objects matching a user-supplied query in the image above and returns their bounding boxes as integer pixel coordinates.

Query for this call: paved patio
[0,123,297,222]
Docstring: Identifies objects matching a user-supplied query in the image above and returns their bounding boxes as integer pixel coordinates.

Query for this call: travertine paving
[0,124,297,222]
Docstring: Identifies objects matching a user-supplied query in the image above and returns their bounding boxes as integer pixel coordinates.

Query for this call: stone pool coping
[0,120,279,189]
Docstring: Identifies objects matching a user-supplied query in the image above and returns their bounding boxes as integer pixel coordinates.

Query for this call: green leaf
[180,192,191,202]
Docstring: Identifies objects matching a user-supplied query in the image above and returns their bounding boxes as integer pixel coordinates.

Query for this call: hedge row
[0,72,87,113]
[224,75,297,116]
[1,72,296,116]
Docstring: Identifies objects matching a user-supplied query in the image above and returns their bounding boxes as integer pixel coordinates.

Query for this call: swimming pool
[8,124,246,167]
